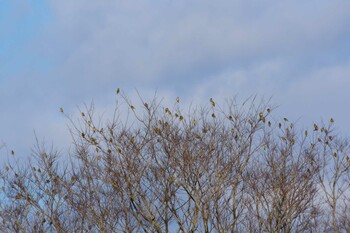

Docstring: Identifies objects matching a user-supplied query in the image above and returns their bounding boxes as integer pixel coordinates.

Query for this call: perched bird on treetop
[210,98,215,107]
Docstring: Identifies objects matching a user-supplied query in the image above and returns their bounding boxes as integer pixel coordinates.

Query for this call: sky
[1,0,350,160]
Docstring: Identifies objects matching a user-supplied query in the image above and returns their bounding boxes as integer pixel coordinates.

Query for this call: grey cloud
[42,0,350,87]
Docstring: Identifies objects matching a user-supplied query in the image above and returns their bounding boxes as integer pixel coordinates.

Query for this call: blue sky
[1,0,350,159]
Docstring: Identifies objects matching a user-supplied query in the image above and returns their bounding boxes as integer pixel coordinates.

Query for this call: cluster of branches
[1,94,350,233]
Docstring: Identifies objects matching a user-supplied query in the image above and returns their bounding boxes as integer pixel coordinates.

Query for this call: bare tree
[245,120,320,233]
[0,92,349,232]
[313,122,350,233]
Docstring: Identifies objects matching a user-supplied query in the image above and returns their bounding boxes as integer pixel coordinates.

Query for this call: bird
[210,98,215,107]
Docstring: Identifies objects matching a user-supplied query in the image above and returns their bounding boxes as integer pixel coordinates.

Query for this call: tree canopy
[1,92,349,232]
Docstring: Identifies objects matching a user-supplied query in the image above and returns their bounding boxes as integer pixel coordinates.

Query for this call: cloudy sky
[1,0,350,159]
